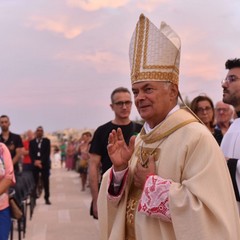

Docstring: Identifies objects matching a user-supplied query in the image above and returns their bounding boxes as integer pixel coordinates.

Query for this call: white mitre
[129,14,181,85]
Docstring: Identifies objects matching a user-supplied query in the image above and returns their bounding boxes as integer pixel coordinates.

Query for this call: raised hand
[107,128,136,171]
[134,155,156,190]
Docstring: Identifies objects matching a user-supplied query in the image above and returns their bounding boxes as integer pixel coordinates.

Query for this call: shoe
[45,199,51,205]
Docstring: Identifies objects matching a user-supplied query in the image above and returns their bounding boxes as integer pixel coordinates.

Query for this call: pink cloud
[66,0,130,11]
[182,53,220,81]
[55,51,129,74]
[136,0,168,12]
[27,16,86,39]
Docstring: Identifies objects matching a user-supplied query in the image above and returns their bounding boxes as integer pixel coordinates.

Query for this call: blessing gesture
[107,128,136,172]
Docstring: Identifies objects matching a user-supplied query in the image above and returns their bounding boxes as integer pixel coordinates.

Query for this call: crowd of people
[1,13,240,240]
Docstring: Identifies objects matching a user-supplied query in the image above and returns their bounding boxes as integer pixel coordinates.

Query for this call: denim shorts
[0,207,11,240]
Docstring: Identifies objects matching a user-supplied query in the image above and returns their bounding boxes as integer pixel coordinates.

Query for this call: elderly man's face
[132,81,178,128]
[215,101,233,125]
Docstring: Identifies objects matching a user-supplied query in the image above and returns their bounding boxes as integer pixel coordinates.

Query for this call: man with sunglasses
[88,87,142,219]
[221,58,240,214]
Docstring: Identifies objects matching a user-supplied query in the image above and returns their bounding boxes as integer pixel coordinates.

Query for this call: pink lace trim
[138,175,172,222]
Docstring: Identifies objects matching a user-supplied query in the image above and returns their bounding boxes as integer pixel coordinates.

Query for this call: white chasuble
[98,109,240,240]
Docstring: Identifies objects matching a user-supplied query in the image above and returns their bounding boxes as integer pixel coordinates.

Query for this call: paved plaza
[13,167,100,240]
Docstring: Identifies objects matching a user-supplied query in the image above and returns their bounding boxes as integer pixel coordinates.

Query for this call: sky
[1,0,240,134]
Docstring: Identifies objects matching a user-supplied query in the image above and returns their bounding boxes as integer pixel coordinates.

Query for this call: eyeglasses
[113,101,132,107]
[221,75,240,85]
[216,108,229,113]
[196,106,212,114]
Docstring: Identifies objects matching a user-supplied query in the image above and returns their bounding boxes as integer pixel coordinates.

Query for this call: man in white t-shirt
[221,58,240,214]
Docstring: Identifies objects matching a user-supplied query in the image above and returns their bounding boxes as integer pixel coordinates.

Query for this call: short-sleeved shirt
[0,132,23,173]
[0,143,16,210]
[89,121,142,175]
[23,140,31,164]
[60,143,67,157]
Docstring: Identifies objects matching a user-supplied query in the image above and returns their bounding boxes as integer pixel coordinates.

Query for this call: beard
[1,126,8,132]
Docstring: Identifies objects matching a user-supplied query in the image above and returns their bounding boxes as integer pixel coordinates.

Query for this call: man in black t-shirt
[0,115,23,174]
[89,87,142,219]
[90,122,141,175]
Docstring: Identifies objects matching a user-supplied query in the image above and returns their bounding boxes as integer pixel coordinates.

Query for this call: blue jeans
[0,207,11,240]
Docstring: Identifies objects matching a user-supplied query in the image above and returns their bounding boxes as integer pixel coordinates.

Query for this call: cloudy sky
[1,0,240,134]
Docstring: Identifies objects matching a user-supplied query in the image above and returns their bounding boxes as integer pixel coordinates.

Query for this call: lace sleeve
[138,175,172,222]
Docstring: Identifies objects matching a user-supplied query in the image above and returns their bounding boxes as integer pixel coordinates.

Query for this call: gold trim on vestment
[125,182,142,240]
[126,145,159,240]
[141,119,198,144]
[125,110,199,239]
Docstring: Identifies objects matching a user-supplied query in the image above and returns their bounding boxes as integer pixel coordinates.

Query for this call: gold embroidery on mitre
[130,14,180,85]
[131,14,145,84]
[132,71,178,85]
[143,18,179,74]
